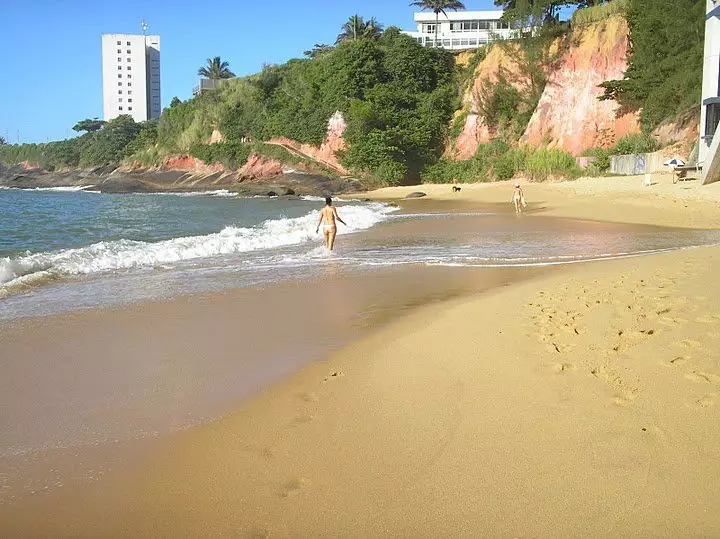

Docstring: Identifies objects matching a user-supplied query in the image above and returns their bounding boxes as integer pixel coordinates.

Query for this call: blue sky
[0,0,504,143]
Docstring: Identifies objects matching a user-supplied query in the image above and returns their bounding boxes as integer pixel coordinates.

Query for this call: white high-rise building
[101,33,161,123]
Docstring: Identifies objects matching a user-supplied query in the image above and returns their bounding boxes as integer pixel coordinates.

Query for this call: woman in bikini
[512,183,525,213]
[315,197,347,251]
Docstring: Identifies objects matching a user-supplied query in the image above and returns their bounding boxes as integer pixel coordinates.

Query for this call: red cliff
[520,15,640,154]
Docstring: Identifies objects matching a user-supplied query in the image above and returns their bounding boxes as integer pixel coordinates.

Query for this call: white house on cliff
[402,10,514,50]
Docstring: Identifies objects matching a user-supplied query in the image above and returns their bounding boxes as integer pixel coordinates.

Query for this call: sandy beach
[2,172,720,537]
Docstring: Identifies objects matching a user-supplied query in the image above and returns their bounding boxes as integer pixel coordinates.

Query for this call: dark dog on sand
[452,186,462,192]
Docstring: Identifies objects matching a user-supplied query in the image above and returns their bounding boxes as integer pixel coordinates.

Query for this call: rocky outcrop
[238,153,284,180]
[520,15,640,154]
[652,108,700,159]
[452,44,532,159]
[267,111,349,174]
[0,163,362,196]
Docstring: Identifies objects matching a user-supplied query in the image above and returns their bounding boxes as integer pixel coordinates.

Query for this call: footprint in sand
[689,394,717,409]
[684,372,720,385]
[280,477,310,498]
[291,414,316,426]
[675,339,705,352]
[664,355,690,367]
[553,363,576,374]
[613,392,637,407]
[323,370,345,382]
[298,391,320,403]
[696,314,720,325]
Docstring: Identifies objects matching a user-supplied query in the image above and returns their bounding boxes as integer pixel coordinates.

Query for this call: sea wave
[0,203,396,289]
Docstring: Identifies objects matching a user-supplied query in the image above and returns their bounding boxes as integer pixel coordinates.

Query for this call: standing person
[315,197,347,251]
[512,183,526,213]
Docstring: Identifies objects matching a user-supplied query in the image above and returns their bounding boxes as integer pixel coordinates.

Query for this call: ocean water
[2,187,720,502]
[2,187,720,321]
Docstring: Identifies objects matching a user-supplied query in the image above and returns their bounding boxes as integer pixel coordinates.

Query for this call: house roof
[414,11,505,22]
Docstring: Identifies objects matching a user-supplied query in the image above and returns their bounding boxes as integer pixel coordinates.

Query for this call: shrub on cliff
[422,142,579,182]
[599,0,705,131]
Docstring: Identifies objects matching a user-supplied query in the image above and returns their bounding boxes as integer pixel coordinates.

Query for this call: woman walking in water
[512,183,526,213]
[316,197,347,251]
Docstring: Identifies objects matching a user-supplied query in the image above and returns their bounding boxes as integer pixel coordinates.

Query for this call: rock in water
[404,191,427,199]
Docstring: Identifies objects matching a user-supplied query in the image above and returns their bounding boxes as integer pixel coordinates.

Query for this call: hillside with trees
[0,0,707,187]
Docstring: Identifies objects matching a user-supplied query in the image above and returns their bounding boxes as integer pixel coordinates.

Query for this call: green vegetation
[1,4,699,186]
[422,141,580,183]
[599,0,705,131]
[197,56,235,79]
[571,0,627,26]
[72,118,106,133]
[581,133,659,173]
[0,115,154,170]
[336,15,384,43]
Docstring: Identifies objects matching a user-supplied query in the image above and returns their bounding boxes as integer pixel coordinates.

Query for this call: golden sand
[2,174,720,537]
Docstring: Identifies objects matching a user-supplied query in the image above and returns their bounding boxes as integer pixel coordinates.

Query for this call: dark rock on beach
[0,163,364,197]
[404,191,427,199]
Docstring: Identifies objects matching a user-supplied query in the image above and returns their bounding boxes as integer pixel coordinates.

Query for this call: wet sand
[2,174,720,536]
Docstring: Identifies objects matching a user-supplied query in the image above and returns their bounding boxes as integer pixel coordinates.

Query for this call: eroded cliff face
[452,45,532,159]
[452,15,642,159]
[267,111,349,175]
[520,15,640,154]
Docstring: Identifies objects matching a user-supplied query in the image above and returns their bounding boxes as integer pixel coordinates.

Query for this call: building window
[128,107,133,111]
[118,82,122,86]
[127,41,131,45]
[127,66,131,70]
[128,98,132,103]
[117,57,121,62]
[118,66,122,70]
[422,23,436,33]
[128,90,132,95]
[118,74,122,78]
[119,98,123,102]
[119,106,123,110]
[706,103,720,139]
[117,49,121,53]
[127,58,131,62]
[126,49,131,54]
[128,82,132,87]
[118,90,122,94]
[127,74,132,79]
[117,40,121,45]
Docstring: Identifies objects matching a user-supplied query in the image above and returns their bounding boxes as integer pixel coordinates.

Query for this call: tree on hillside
[304,43,334,58]
[599,0,704,131]
[494,0,580,25]
[0,135,6,146]
[336,15,385,43]
[198,57,236,79]
[170,96,182,108]
[409,0,466,47]
[72,118,106,134]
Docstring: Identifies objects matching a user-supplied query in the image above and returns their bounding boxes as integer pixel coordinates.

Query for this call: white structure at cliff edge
[402,10,515,50]
[101,33,161,123]
[701,0,720,184]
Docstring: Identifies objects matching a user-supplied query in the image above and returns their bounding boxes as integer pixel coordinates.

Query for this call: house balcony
[402,28,517,50]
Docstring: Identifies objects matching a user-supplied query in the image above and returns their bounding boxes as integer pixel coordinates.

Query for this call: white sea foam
[132,189,237,197]
[0,203,396,288]
[0,185,96,192]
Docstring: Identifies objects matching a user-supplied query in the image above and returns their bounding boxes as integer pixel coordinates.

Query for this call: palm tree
[336,15,366,43]
[197,56,236,79]
[364,17,385,39]
[336,15,384,43]
[409,0,466,48]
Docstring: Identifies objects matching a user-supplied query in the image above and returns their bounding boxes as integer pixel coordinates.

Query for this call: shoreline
[2,174,720,535]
